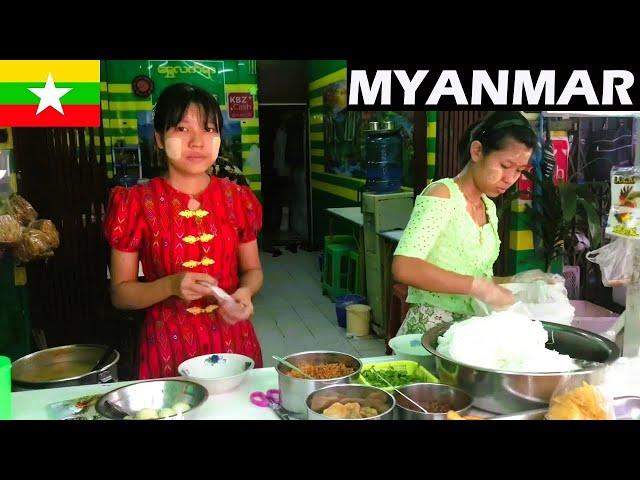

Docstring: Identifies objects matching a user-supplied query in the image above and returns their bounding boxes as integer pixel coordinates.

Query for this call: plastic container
[335,294,367,328]
[388,334,434,371]
[357,360,439,392]
[364,121,403,194]
[346,304,371,337]
[570,300,620,335]
[0,355,11,420]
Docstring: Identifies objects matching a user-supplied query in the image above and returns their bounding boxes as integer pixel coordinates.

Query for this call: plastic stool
[346,249,361,295]
[322,235,356,300]
[322,243,356,301]
[386,283,410,354]
[324,234,356,248]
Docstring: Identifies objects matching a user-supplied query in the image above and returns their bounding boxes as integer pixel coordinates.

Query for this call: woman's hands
[218,287,253,325]
[469,277,515,309]
[169,272,218,302]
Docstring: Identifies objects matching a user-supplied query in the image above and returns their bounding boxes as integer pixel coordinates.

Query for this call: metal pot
[394,383,473,420]
[306,384,395,420]
[422,322,620,414]
[12,344,120,391]
[276,351,362,415]
[96,379,208,420]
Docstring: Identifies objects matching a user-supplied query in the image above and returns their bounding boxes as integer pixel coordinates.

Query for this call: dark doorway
[257,60,311,255]
[259,105,311,253]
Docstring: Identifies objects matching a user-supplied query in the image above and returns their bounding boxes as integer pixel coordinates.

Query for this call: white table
[11,355,395,420]
[379,229,404,243]
[326,207,364,226]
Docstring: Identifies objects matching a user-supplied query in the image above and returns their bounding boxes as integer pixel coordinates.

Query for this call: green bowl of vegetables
[358,360,439,392]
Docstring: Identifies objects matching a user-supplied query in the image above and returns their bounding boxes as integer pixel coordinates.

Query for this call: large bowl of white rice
[422,313,619,414]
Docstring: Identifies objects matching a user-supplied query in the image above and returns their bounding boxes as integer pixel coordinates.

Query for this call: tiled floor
[253,248,387,367]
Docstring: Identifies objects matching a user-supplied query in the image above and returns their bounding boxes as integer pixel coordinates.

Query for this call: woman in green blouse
[392,111,539,335]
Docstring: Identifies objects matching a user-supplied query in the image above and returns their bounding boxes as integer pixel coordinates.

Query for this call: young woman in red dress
[104,83,264,379]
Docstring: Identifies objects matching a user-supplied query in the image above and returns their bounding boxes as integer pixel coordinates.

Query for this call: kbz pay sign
[228,92,254,119]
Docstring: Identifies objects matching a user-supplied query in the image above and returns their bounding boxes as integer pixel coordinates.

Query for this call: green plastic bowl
[358,360,439,392]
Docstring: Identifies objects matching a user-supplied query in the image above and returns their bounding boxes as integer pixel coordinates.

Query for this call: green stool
[323,243,356,301]
[324,234,356,248]
[346,249,361,295]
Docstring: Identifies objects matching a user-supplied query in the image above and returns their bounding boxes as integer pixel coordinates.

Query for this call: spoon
[368,368,430,414]
[272,356,314,379]
[92,346,114,372]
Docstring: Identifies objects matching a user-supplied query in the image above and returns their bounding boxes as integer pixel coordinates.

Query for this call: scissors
[249,389,290,420]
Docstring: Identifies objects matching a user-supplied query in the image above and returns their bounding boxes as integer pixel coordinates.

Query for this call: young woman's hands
[470,277,515,309]
[218,287,253,325]
[169,272,218,302]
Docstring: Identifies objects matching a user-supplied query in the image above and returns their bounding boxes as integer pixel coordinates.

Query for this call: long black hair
[458,111,538,168]
[153,83,224,135]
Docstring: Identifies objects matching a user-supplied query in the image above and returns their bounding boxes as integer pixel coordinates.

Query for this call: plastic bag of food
[586,237,636,287]
[611,166,640,210]
[28,219,59,250]
[509,269,566,286]
[473,280,575,325]
[7,193,38,226]
[0,213,21,243]
[546,371,615,420]
[13,227,54,263]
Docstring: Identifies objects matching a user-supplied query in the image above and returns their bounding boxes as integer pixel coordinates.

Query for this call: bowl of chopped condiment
[394,383,473,420]
[358,360,439,392]
[276,351,363,415]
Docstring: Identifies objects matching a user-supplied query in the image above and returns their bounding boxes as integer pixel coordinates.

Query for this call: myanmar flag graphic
[0,60,100,127]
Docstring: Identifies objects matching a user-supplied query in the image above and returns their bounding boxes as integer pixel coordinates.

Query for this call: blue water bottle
[364,121,403,193]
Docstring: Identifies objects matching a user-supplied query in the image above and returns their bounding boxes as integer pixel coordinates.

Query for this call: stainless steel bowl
[394,383,473,420]
[12,344,119,390]
[306,384,395,420]
[276,351,362,415]
[96,379,208,420]
[422,321,620,414]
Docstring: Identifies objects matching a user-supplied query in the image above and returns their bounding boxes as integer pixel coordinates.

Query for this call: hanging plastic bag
[610,166,640,210]
[606,207,640,239]
[6,193,38,226]
[607,166,640,239]
[546,369,616,420]
[28,219,59,250]
[586,237,636,287]
[0,214,21,243]
[13,227,54,263]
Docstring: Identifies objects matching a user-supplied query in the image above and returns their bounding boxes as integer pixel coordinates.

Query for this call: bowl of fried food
[306,384,395,420]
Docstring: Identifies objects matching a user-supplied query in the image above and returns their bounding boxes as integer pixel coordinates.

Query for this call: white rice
[436,311,580,372]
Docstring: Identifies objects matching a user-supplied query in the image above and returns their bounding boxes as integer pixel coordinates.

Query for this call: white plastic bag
[586,237,635,287]
[473,280,575,325]
[509,269,566,286]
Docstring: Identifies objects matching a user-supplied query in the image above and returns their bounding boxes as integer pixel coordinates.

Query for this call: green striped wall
[308,61,354,247]
[307,61,415,247]
[98,60,261,194]
[426,111,437,183]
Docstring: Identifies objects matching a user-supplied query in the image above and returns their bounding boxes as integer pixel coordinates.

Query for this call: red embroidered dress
[104,176,263,378]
